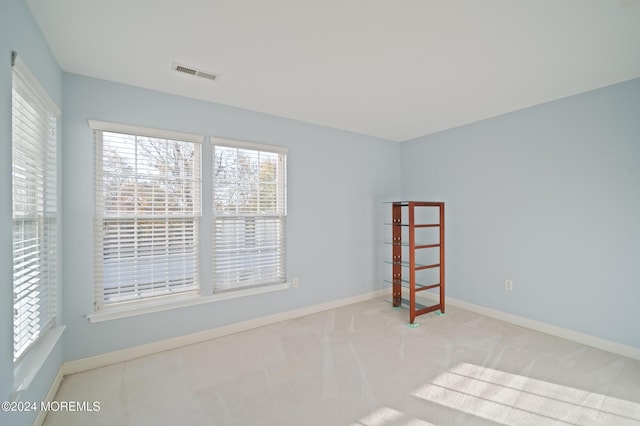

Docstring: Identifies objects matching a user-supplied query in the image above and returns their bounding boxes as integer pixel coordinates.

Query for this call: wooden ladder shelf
[386,201,445,324]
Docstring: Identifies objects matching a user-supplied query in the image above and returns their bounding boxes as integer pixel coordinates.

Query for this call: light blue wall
[0,1,64,425]
[401,78,640,348]
[3,3,639,422]
[62,73,402,361]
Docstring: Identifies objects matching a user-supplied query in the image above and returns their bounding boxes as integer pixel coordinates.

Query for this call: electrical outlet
[292,277,299,288]
[504,279,513,291]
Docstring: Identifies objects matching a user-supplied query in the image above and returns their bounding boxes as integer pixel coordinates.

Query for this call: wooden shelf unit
[386,201,445,324]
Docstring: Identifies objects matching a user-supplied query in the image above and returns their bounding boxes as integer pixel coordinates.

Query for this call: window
[91,127,287,316]
[12,54,60,361]
[92,121,203,308]
[213,138,287,291]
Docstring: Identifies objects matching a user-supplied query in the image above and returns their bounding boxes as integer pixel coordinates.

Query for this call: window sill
[13,326,66,401]
[87,282,291,323]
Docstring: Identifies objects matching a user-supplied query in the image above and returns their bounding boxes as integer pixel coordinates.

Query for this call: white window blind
[213,138,287,291]
[92,121,203,307]
[12,54,60,362]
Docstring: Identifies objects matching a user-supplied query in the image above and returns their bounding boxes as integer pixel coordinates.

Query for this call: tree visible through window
[213,140,287,291]
[92,122,203,307]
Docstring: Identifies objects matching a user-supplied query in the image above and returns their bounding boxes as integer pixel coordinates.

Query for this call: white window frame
[90,120,204,311]
[87,130,291,323]
[12,52,64,397]
[212,137,288,293]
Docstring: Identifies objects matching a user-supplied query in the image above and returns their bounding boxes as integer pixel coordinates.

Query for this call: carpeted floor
[44,297,640,425]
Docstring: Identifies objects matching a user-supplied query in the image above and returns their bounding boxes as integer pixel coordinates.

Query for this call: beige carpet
[45,297,640,425]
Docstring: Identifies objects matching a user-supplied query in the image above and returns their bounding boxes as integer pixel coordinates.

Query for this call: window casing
[212,138,287,292]
[92,121,203,308]
[91,125,287,315]
[12,55,60,361]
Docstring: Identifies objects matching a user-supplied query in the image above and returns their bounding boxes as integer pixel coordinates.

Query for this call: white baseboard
[417,292,640,361]
[32,366,64,426]
[64,287,639,377]
[64,289,387,375]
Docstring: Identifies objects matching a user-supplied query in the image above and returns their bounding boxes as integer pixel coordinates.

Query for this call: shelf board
[416,243,441,249]
[387,297,443,314]
[416,263,440,271]
[383,201,444,207]
[384,223,441,228]
[385,279,440,291]
[384,261,440,269]
[384,242,441,249]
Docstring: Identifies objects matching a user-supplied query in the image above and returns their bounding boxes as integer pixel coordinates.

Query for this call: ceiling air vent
[172,63,218,81]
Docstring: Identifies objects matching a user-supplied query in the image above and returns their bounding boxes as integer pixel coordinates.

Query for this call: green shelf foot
[406,322,420,328]
[435,310,445,316]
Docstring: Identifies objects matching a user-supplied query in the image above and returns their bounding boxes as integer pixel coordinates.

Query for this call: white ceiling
[27,0,640,142]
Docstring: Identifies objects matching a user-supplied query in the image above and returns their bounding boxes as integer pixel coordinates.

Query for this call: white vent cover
[172,62,218,81]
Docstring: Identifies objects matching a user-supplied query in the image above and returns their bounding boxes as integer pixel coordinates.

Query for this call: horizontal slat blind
[94,127,202,307]
[213,140,287,291]
[12,55,58,361]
